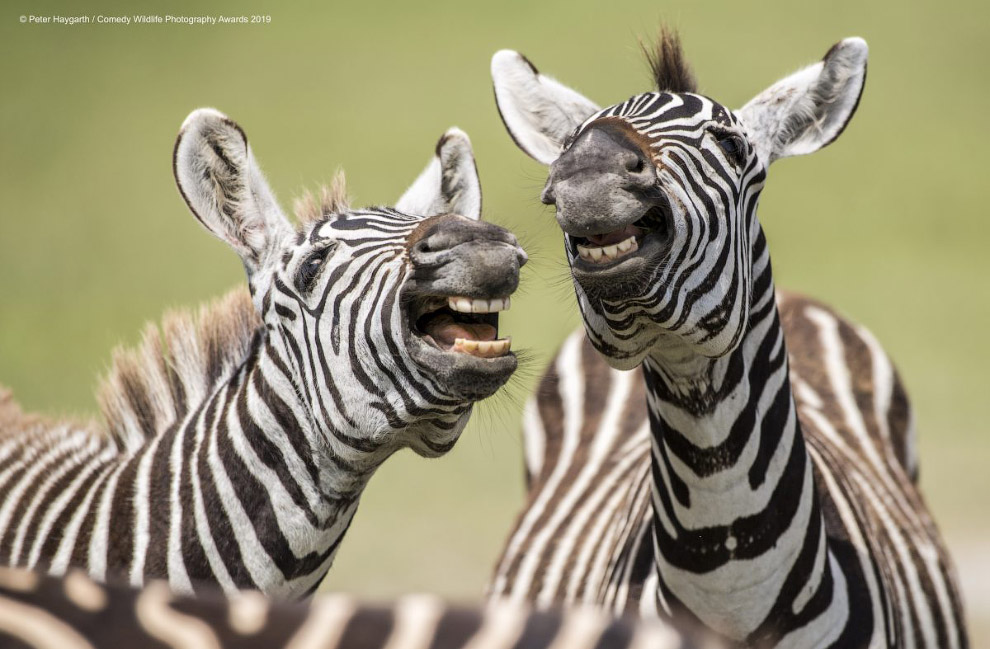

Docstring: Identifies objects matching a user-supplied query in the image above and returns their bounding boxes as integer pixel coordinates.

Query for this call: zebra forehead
[573,116,657,156]
[312,211,422,241]
[404,213,471,249]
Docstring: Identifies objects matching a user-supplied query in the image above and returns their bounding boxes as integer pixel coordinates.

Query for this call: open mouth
[409,296,512,359]
[566,204,670,267]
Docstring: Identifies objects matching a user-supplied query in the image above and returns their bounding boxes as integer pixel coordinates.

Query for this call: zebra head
[173,109,525,458]
[492,34,867,369]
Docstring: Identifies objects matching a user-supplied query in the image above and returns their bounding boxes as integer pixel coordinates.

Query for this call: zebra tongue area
[424,314,497,347]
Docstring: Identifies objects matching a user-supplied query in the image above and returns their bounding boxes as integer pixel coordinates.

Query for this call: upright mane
[0,177,352,454]
[97,287,262,451]
[641,26,697,94]
[293,171,349,226]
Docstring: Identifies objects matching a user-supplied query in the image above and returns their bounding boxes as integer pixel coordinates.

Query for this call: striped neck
[177,337,383,596]
[641,254,840,642]
[254,336,384,499]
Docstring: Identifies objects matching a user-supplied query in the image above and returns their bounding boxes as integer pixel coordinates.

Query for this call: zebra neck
[641,285,840,642]
[250,340,380,504]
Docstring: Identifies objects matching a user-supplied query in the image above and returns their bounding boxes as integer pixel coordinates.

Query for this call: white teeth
[453,337,512,358]
[576,235,639,264]
[447,296,511,314]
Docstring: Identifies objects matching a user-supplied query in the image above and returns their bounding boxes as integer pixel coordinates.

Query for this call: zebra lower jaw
[403,291,518,401]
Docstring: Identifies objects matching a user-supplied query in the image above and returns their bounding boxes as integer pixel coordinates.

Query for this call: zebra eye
[295,246,334,293]
[716,133,745,164]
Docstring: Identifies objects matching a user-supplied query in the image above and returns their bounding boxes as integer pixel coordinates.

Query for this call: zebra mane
[9,177,354,451]
[97,287,262,451]
[0,386,69,440]
[292,170,349,226]
[641,26,697,94]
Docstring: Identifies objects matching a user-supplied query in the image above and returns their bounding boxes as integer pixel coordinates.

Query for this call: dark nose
[541,125,658,237]
[542,126,655,206]
[408,216,527,297]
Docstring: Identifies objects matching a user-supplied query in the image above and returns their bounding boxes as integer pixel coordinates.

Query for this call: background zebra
[0,108,525,599]
[0,567,714,649]
[488,31,967,647]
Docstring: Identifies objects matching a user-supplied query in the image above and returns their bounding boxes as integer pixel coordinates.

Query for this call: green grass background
[2,0,987,641]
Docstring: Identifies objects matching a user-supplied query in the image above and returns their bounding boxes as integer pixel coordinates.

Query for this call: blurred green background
[1,0,987,642]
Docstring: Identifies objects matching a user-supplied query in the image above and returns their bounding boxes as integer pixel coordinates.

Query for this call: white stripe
[27,447,109,569]
[536,368,634,604]
[382,594,445,649]
[129,434,164,585]
[87,458,130,581]
[491,330,585,600]
[521,397,546,484]
[48,459,115,575]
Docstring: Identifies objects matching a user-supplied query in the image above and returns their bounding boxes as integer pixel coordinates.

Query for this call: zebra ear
[396,127,482,220]
[491,50,601,165]
[738,38,868,164]
[173,108,291,274]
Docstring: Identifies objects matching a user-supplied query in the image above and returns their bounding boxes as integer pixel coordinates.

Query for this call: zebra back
[0,567,715,649]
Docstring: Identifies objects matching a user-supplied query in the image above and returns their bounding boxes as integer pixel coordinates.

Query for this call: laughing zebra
[0,108,525,598]
[488,32,967,647]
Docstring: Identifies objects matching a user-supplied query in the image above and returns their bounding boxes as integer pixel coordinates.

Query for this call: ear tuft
[396,127,482,219]
[491,50,600,165]
[738,37,868,163]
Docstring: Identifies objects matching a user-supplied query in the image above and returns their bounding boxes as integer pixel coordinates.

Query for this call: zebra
[0,108,526,599]
[487,30,968,647]
[0,566,715,649]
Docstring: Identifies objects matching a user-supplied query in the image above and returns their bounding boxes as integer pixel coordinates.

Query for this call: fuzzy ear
[738,38,868,164]
[173,108,291,274]
[491,50,601,165]
[395,127,482,219]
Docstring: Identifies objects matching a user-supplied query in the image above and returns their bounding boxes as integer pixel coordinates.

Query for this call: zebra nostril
[623,152,645,173]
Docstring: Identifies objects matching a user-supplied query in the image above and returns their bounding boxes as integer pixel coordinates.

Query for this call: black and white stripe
[0,109,523,599]
[490,34,967,647]
[0,566,712,649]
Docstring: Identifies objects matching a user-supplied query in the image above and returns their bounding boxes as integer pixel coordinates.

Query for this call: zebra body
[492,293,935,627]
[0,567,712,649]
[0,109,525,598]
[490,32,966,647]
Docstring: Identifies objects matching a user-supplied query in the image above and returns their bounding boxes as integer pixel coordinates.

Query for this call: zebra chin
[563,224,670,308]
[405,329,517,402]
[402,285,518,401]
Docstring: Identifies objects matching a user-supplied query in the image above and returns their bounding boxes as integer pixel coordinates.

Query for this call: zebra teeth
[452,337,512,358]
[576,236,639,264]
[447,297,511,314]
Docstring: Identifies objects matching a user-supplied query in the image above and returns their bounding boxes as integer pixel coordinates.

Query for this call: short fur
[641,27,697,94]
